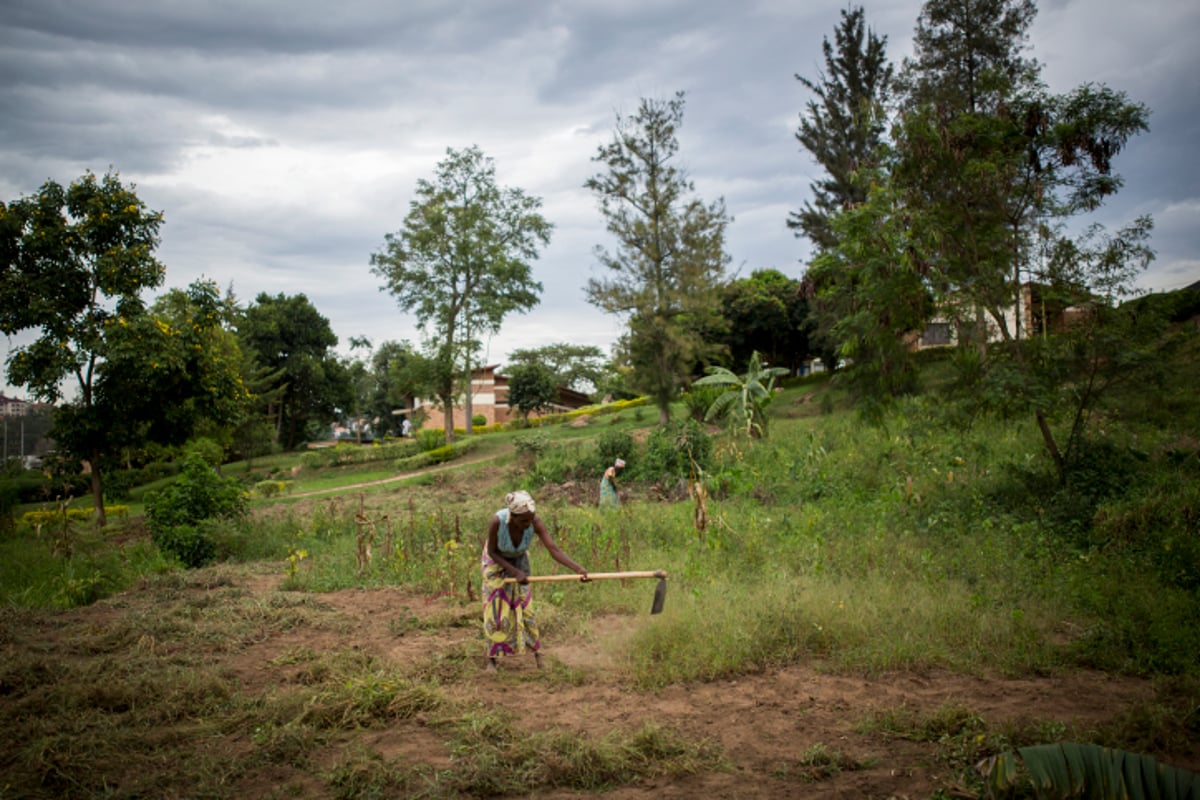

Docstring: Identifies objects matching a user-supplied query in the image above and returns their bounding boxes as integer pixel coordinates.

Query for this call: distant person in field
[401,417,412,438]
[481,490,589,671]
[599,458,625,510]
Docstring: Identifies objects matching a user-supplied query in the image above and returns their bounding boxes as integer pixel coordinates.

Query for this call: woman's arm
[534,516,587,576]
[486,516,528,582]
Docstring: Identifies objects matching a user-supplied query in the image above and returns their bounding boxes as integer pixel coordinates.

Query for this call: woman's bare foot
[534,652,544,670]
[485,657,497,672]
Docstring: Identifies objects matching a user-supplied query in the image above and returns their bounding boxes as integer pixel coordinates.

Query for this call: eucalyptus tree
[790,5,895,251]
[0,170,166,524]
[371,146,550,441]
[586,92,731,423]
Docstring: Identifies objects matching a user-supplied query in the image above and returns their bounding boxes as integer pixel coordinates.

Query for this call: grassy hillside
[2,345,1198,797]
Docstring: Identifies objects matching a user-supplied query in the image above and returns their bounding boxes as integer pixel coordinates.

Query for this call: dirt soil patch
[5,564,1193,800]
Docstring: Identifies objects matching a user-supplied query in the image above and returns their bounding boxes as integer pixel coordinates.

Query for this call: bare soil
[13,564,1189,800]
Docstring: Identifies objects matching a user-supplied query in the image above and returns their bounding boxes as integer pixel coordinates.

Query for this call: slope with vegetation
[1,322,1197,797]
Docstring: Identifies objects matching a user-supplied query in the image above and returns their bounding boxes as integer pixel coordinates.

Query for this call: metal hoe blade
[651,576,667,615]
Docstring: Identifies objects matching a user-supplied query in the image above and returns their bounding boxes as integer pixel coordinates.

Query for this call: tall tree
[899,0,1038,117]
[0,170,165,524]
[893,0,1041,352]
[894,0,1149,349]
[890,0,1154,480]
[586,92,731,423]
[370,146,551,442]
[790,6,895,251]
[237,292,351,450]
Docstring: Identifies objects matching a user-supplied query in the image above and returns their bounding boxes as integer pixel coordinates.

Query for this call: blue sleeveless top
[494,508,534,558]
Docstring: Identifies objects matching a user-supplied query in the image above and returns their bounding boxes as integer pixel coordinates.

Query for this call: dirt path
[284,447,510,499]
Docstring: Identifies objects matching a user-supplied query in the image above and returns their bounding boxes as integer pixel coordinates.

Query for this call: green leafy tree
[693,351,789,439]
[0,170,165,524]
[370,146,551,442]
[807,173,935,417]
[974,217,1158,484]
[506,343,607,395]
[586,92,731,422]
[506,363,558,422]
[888,0,1154,478]
[236,292,351,450]
[103,280,250,453]
[893,0,1043,350]
[790,5,895,251]
[363,339,421,438]
[715,269,811,375]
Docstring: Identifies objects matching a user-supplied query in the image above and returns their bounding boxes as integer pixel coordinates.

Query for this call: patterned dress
[481,508,540,658]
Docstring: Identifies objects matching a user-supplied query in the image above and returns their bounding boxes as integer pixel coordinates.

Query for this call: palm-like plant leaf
[978,743,1200,800]
[693,351,788,438]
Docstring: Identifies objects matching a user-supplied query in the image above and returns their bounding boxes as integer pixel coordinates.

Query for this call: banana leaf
[977,742,1200,800]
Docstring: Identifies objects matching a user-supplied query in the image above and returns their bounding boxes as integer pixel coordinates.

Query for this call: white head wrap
[505,490,536,515]
[614,458,626,468]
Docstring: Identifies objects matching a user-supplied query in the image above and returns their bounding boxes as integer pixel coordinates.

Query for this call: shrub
[394,439,479,472]
[152,523,216,570]
[145,453,247,568]
[301,441,421,469]
[514,432,552,461]
[638,420,712,482]
[254,480,292,498]
[594,429,635,472]
[417,429,445,452]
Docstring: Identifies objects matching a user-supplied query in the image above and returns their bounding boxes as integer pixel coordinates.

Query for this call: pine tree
[790,6,894,251]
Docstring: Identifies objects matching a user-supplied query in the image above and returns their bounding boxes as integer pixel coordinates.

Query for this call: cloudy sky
[3,0,1197,400]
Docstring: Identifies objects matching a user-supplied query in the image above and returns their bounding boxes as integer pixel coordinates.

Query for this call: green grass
[2,349,1199,796]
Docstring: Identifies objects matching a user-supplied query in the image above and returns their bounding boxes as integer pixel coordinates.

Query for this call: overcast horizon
[3,0,1198,402]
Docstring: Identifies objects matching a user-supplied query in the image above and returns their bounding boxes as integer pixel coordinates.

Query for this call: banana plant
[977,742,1200,799]
[693,351,789,439]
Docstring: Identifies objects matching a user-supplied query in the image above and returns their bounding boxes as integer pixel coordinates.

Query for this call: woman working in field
[481,490,589,671]
[599,457,625,510]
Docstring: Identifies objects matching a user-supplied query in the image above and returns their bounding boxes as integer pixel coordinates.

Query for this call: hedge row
[300,440,424,469]
[394,438,479,472]
[21,506,130,526]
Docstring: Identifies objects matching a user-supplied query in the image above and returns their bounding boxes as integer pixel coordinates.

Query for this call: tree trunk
[441,378,456,444]
[89,448,107,527]
[1035,409,1065,485]
[463,353,474,436]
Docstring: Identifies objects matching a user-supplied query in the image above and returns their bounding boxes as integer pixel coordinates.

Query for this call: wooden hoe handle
[503,570,667,584]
